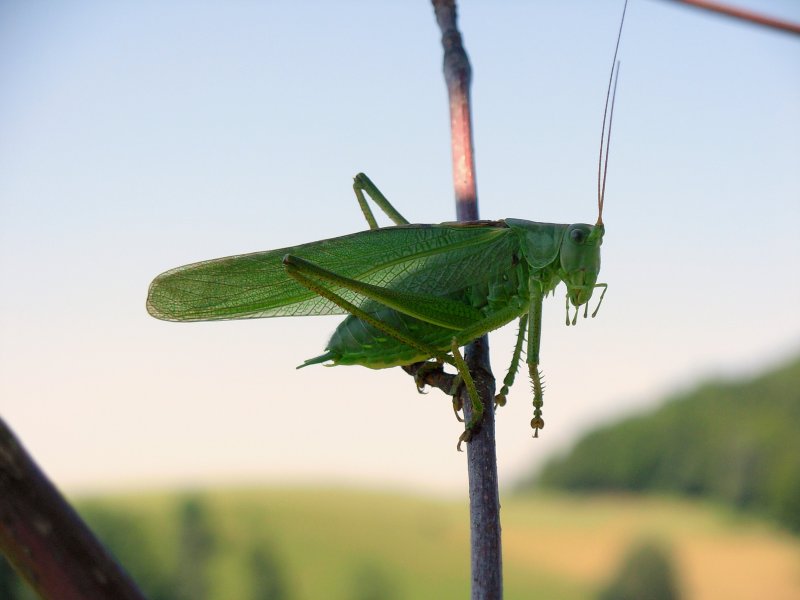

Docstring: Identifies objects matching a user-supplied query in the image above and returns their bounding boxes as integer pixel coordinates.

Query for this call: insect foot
[457,427,476,452]
[403,361,464,421]
[448,374,466,422]
[530,364,545,438]
[452,396,464,422]
[409,360,445,394]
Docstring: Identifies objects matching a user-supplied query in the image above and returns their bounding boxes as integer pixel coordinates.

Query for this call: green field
[38,488,800,599]
[5,486,800,599]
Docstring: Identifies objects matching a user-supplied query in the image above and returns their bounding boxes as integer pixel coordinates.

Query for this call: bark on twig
[432,0,479,222]
[0,416,146,600]
[430,2,503,598]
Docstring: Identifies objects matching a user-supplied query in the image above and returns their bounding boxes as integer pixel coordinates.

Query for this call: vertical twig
[433,0,479,221]
[431,2,503,598]
[0,416,147,600]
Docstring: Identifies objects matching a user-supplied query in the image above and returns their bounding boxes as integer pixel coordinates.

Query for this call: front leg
[528,278,545,437]
[495,314,528,407]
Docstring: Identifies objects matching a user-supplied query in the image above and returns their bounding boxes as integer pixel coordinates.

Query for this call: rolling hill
[532,353,800,531]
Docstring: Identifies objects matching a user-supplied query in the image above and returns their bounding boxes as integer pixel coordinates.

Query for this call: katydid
[147,166,609,448]
[147,12,624,450]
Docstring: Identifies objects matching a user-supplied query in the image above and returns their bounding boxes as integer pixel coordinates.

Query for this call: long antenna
[597,0,628,226]
[600,62,620,223]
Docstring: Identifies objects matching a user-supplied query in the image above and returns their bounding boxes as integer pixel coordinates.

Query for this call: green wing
[147,222,516,322]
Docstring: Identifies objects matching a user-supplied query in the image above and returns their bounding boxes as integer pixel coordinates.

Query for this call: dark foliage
[350,559,399,600]
[598,539,682,600]
[533,355,800,531]
[249,542,291,600]
[174,495,217,600]
[80,503,175,600]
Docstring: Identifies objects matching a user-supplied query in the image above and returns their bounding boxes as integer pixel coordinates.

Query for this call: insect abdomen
[304,259,528,369]
[316,309,454,368]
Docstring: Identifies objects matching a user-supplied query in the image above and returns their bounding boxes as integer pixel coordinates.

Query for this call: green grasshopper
[147,11,624,449]
[147,167,608,448]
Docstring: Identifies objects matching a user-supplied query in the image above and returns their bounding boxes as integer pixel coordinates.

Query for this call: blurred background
[1,1,798,598]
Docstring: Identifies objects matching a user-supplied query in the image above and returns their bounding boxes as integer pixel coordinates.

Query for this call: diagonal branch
[0,416,147,600]
[662,0,800,36]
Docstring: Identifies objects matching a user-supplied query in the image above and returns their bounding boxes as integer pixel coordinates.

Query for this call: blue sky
[1,1,799,494]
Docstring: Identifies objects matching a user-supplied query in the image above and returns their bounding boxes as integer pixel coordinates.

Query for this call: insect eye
[570,229,586,243]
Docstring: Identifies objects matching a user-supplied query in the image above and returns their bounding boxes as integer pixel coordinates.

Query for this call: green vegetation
[174,495,217,600]
[598,539,681,600]
[534,354,800,531]
[3,488,800,599]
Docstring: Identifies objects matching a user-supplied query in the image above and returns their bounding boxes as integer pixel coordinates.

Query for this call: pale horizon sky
[1,1,799,496]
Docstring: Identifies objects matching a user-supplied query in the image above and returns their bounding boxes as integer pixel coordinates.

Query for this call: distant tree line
[532,355,800,531]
